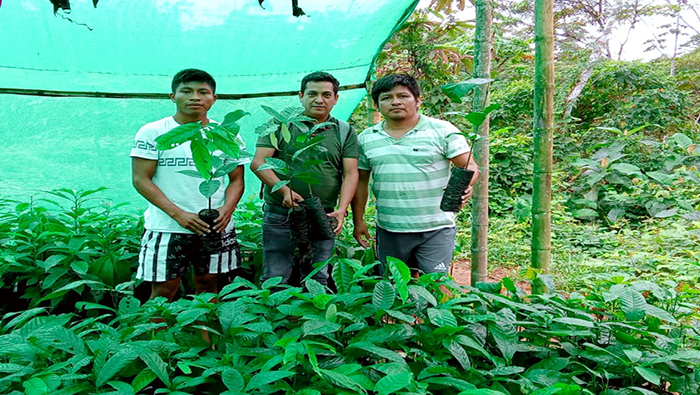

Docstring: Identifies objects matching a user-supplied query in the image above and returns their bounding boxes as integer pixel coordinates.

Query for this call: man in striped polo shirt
[352,74,479,276]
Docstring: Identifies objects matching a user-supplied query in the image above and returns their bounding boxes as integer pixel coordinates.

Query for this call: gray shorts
[376,226,457,274]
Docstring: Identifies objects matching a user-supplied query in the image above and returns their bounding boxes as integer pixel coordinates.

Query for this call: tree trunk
[470,0,493,285]
[532,0,554,293]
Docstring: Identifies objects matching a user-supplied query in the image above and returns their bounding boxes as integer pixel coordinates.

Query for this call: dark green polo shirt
[256,116,359,209]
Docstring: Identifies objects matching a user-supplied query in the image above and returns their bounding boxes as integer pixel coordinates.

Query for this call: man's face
[299,81,338,122]
[170,81,217,118]
[376,85,421,121]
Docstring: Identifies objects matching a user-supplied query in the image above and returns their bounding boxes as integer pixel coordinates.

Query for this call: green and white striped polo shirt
[358,114,470,233]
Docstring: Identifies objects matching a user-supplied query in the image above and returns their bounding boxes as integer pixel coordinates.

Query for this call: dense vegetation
[2,3,700,395]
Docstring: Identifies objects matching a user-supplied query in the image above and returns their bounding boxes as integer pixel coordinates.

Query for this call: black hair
[300,71,340,95]
[171,69,217,94]
[371,74,420,105]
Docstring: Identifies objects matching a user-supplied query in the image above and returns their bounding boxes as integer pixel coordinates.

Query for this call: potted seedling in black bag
[438,79,500,212]
[254,105,337,260]
[155,109,249,251]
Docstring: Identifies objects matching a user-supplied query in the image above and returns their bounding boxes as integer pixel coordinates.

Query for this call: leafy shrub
[1,257,698,394]
[0,188,142,314]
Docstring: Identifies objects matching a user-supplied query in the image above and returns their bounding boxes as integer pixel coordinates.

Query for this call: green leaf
[106,381,135,395]
[624,349,643,363]
[670,132,693,148]
[70,261,88,275]
[610,163,642,175]
[281,123,292,143]
[271,180,291,193]
[39,280,107,302]
[408,285,437,306]
[465,112,487,127]
[190,138,213,180]
[348,342,405,363]
[572,208,598,219]
[634,366,660,386]
[386,257,410,303]
[176,170,204,178]
[319,369,366,393]
[131,369,157,393]
[222,368,245,392]
[552,317,595,328]
[3,307,47,330]
[428,308,457,327]
[444,340,470,371]
[303,320,342,336]
[212,162,240,178]
[621,289,647,321]
[198,179,221,199]
[332,259,354,293]
[155,122,201,150]
[260,105,284,122]
[23,378,49,395]
[440,78,493,103]
[221,110,250,128]
[372,281,396,311]
[256,157,287,172]
[135,347,171,387]
[244,371,295,392]
[210,133,241,159]
[456,389,508,395]
[644,305,678,324]
[374,370,412,395]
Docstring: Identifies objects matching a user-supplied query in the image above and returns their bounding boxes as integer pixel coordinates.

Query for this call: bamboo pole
[531,0,554,292]
[470,0,493,285]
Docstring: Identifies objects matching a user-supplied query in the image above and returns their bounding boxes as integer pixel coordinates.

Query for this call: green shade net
[0,0,418,205]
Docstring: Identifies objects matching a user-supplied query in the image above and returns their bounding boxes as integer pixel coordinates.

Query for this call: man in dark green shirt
[251,72,359,286]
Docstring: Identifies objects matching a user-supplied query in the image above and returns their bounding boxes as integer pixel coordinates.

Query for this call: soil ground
[451,259,531,293]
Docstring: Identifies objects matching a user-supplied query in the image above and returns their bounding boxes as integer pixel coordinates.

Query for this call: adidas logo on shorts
[434,262,448,272]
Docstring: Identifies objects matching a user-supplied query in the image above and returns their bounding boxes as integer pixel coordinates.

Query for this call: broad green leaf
[374,370,412,395]
[39,280,107,302]
[428,308,457,327]
[303,320,341,336]
[260,105,284,121]
[135,347,170,387]
[644,305,678,324]
[190,138,213,180]
[319,369,366,393]
[176,170,203,178]
[291,140,324,162]
[70,261,88,275]
[440,78,493,103]
[131,367,157,393]
[465,112,487,127]
[347,342,405,363]
[408,285,437,306]
[271,180,291,193]
[270,132,279,149]
[106,381,135,395]
[221,110,250,128]
[610,163,642,175]
[332,259,354,293]
[210,133,241,159]
[623,349,643,363]
[23,378,49,395]
[620,289,647,321]
[423,377,476,391]
[3,307,47,330]
[372,281,396,311]
[199,179,221,198]
[572,208,598,219]
[281,123,292,143]
[245,371,295,392]
[444,340,470,371]
[670,132,693,148]
[552,317,595,328]
[634,366,660,386]
[155,122,201,150]
[386,257,410,303]
[212,162,240,178]
[256,157,287,171]
[456,389,508,395]
[386,310,416,324]
[487,366,525,376]
[222,368,245,392]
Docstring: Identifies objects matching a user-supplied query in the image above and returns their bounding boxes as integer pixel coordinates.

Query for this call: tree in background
[531,0,554,292]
